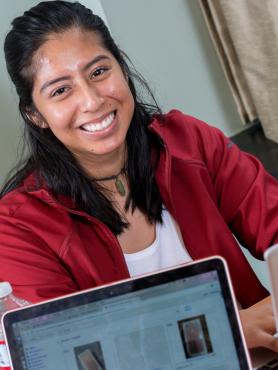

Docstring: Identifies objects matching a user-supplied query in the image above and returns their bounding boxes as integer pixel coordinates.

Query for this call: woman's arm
[177,114,278,349]
[0,200,79,303]
[170,112,278,255]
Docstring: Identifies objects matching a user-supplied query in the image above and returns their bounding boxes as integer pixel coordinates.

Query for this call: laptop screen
[3,258,250,370]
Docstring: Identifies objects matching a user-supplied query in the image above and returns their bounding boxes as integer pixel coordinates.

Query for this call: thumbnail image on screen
[178,314,213,359]
[74,341,106,370]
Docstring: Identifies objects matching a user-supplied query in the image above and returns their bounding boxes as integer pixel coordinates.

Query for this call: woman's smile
[79,111,116,133]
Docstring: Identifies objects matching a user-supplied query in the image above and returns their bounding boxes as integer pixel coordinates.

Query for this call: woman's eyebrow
[82,54,110,72]
[40,55,110,93]
[40,76,70,93]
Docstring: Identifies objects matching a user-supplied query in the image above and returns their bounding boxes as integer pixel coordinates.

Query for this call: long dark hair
[1,0,163,234]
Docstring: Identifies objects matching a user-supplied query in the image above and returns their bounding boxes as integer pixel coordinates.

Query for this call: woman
[0,0,277,351]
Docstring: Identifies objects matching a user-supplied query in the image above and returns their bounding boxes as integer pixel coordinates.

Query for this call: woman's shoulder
[151,109,229,159]
[0,174,77,247]
[0,183,32,216]
[153,109,223,137]
[0,173,61,218]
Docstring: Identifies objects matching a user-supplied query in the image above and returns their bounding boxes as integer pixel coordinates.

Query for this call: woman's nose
[78,83,105,113]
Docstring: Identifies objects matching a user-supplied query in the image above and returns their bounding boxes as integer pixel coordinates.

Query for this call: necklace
[95,167,126,196]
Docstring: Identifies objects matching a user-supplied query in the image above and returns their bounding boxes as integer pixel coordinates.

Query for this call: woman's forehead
[31,28,112,80]
[36,28,106,63]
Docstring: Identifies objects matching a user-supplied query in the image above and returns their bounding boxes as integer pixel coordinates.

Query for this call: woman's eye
[52,86,69,97]
[90,67,108,79]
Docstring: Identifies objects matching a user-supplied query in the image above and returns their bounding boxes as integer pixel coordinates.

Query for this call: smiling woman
[2,0,163,236]
[0,0,278,354]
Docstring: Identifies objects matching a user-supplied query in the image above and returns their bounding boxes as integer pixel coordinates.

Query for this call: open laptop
[2,257,251,370]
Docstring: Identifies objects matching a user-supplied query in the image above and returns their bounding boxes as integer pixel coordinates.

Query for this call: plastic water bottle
[0,282,29,370]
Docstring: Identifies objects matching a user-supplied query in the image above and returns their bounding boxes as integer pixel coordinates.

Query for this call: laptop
[2,257,251,370]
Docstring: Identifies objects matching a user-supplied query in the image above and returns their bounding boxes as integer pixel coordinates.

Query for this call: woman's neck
[74,145,126,180]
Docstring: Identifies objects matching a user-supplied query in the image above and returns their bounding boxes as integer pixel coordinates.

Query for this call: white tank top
[124,209,192,277]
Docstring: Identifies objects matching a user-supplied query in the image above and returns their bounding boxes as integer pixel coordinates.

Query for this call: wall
[101,0,243,136]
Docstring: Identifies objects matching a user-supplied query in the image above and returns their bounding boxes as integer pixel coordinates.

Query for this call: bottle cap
[0,282,12,299]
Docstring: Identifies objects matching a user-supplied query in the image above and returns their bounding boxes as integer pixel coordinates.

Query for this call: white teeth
[81,112,115,132]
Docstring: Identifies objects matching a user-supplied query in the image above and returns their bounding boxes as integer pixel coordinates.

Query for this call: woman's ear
[25,107,48,128]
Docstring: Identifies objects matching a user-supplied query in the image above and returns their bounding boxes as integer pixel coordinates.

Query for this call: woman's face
[31,28,135,164]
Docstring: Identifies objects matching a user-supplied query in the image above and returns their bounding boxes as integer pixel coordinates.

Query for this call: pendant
[115,177,126,196]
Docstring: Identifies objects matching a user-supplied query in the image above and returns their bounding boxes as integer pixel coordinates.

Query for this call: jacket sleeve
[0,199,79,303]
[195,117,278,259]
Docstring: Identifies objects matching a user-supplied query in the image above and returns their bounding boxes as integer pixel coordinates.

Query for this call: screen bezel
[3,257,250,370]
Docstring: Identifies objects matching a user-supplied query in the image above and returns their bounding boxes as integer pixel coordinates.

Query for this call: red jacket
[0,110,277,307]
